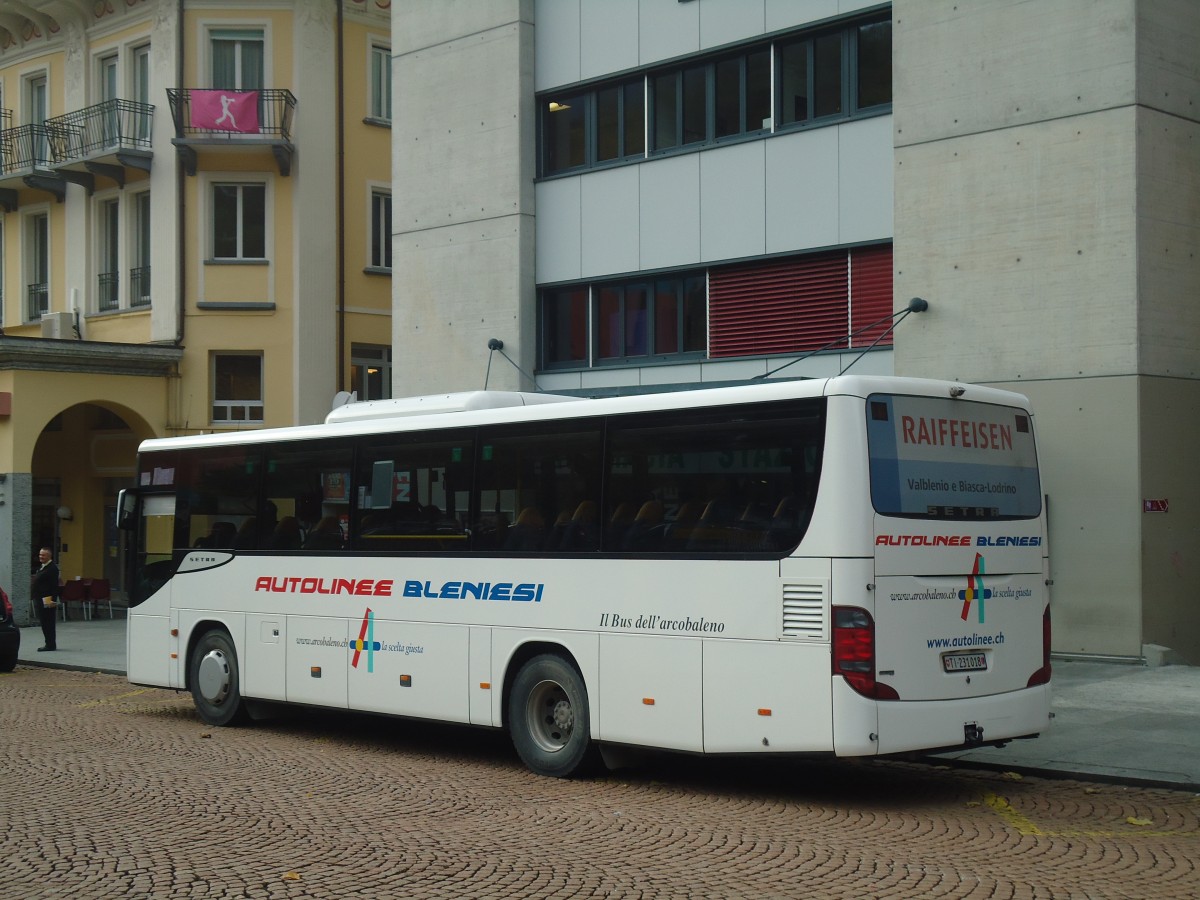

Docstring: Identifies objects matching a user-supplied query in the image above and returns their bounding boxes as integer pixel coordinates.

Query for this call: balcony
[0,108,66,211]
[166,88,296,176]
[46,99,154,192]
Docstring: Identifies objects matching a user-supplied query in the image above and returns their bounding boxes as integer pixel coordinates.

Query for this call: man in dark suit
[32,546,59,652]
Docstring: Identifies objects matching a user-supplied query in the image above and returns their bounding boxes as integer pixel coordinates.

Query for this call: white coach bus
[119,376,1051,777]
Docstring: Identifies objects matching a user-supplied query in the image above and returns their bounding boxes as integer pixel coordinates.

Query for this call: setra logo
[959,553,992,624]
[350,608,381,673]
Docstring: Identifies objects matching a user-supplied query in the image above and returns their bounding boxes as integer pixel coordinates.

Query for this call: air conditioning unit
[40,311,76,340]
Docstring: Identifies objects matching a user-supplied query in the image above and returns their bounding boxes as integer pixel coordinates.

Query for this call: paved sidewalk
[18,616,127,676]
[18,618,1200,790]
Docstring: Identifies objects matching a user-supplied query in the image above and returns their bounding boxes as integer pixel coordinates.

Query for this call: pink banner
[191,90,261,133]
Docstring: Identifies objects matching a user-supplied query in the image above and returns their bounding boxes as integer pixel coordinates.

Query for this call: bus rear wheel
[189,629,247,727]
[509,654,596,778]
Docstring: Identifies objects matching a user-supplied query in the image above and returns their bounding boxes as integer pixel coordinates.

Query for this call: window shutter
[708,253,848,358]
[850,245,894,347]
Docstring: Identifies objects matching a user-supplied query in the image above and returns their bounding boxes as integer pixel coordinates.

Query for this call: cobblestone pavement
[1,667,1198,900]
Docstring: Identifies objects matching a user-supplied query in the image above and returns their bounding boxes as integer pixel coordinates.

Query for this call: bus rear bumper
[833,679,1052,756]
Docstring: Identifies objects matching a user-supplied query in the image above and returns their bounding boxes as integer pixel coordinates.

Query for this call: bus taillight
[1027,605,1052,687]
[832,606,899,700]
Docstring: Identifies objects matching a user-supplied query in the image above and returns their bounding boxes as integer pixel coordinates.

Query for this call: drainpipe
[336,0,346,391]
[175,0,186,349]
[168,0,187,432]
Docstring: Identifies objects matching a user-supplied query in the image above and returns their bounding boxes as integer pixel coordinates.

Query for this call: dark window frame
[539,273,708,372]
[537,13,892,178]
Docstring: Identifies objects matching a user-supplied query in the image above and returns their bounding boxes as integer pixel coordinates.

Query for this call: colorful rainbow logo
[350,608,381,672]
[959,553,992,623]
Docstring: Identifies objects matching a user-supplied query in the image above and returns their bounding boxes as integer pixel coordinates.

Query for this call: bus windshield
[866,392,1041,520]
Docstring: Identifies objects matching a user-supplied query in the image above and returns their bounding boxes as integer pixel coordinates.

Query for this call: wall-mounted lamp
[56,506,73,521]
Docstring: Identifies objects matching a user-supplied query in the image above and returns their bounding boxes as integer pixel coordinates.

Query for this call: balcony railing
[166,88,296,176]
[45,99,154,163]
[26,283,48,321]
[167,88,296,139]
[130,266,151,307]
[98,272,120,312]
[0,107,11,170]
[4,124,57,171]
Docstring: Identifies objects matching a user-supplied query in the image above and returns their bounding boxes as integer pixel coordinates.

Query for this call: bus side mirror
[116,489,137,530]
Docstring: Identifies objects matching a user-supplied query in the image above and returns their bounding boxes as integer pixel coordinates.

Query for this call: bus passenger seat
[623,500,665,551]
[559,500,599,551]
[504,507,546,550]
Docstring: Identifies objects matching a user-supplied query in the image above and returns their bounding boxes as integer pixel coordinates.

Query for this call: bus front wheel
[509,654,596,778]
[189,629,247,727]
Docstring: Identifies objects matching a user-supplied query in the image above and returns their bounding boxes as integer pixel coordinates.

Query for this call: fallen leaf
[1126,817,1152,827]
[282,872,301,881]
[1001,771,1023,781]
[965,801,980,808]
[1084,787,1100,794]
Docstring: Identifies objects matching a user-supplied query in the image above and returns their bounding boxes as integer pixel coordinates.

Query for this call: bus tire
[509,654,596,778]
[189,629,248,727]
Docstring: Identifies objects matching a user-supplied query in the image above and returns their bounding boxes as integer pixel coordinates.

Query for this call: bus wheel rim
[527,678,573,753]
[197,650,231,705]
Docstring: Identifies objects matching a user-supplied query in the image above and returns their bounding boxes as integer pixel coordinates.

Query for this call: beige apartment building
[0,0,392,619]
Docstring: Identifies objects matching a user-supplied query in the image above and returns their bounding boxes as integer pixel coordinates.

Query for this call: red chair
[60,579,89,621]
[87,578,113,619]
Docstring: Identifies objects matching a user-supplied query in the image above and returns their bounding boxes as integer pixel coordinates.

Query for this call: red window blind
[850,245,894,347]
[708,253,848,358]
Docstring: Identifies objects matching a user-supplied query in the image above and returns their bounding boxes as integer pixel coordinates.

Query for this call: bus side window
[351,431,472,552]
[263,442,354,553]
[475,421,603,555]
[605,401,823,556]
[176,448,260,552]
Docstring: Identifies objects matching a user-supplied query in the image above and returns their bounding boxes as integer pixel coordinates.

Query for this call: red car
[0,587,19,672]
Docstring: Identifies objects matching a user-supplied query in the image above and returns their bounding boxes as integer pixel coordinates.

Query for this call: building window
[856,20,893,110]
[539,274,706,370]
[370,190,392,270]
[131,191,151,307]
[133,44,152,142]
[211,29,264,90]
[543,92,587,173]
[212,183,266,260]
[707,245,894,358]
[538,14,890,176]
[26,73,48,164]
[779,19,891,125]
[369,43,391,121]
[351,344,392,401]
[25,213,49,321]
[542,77,643,175]
[98,198,120,312]
[542,287,589,367]
[212,353,264,424]
[596,81,644,162]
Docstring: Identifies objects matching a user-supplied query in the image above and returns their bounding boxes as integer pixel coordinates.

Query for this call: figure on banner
[215,94,238,129]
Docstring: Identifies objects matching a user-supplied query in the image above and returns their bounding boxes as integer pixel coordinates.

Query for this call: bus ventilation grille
[781,582,828,640]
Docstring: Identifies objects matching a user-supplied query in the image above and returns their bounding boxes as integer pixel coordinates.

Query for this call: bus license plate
[943,652,987,673]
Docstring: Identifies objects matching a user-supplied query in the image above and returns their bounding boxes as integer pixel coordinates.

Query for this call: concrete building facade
[391,0,1200,663]
[893,0,1200,662]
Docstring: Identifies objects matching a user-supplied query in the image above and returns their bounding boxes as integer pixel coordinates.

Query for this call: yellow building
[0,0,391,621]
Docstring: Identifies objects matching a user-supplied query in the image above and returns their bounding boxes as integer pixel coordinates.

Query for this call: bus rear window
[866,393,1041,520]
